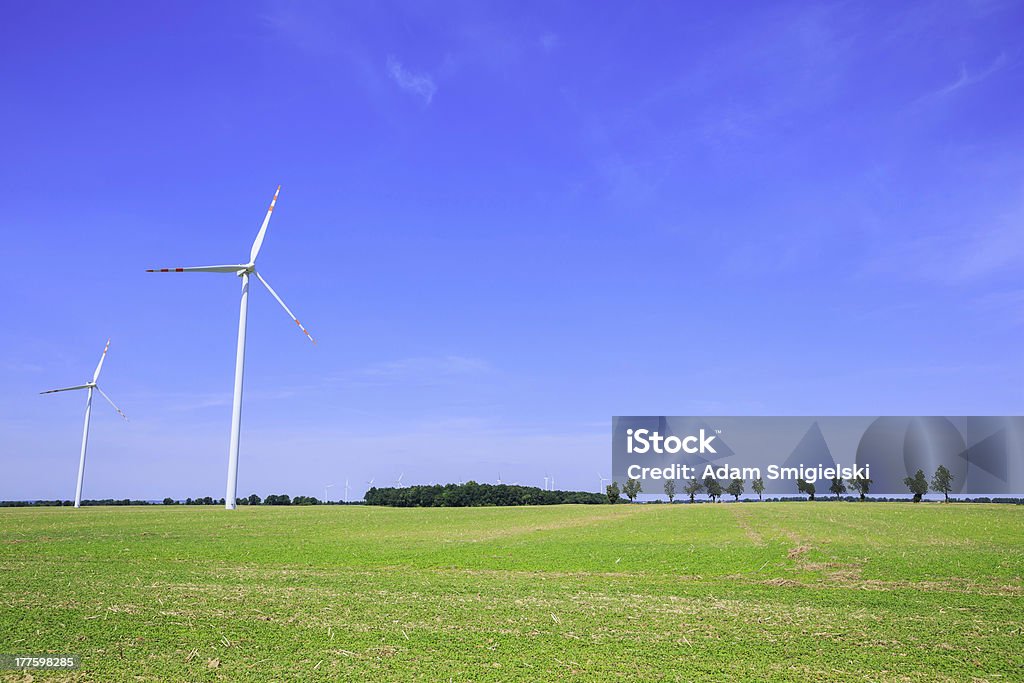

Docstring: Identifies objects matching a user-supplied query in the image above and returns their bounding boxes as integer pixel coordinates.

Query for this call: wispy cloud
[863,197,1024,282]
[386,56,437,105]
[361,355,490,378]
[923,52,1009,100]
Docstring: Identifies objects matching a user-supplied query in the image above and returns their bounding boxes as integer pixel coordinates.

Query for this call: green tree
[930,465,954,502]
[623,478,642,502]
[162,497,176,505]
[663,479,677,502]
[725,478,745,501]
[797,478,815,501]
[904,469,928,502]
[829,477,847,500]
[751,477,765,501]
[247,493,262,505]
[703,476,723,502]
[849,475,873,501]
[605,481,620,504]
[683,478,703,503]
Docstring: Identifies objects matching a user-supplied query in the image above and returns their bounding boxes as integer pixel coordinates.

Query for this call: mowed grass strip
[0,503,1021,681]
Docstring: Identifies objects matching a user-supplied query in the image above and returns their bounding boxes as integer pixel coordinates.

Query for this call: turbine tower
[40,339,128,508]
[147,186,315,510]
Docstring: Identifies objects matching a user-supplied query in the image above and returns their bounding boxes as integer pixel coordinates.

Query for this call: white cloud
[923,52,1008,100]
[386,56,437,105]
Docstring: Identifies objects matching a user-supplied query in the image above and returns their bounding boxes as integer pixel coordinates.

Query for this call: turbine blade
[95,386,128,421]
[40,384,91,394]
[250,185,281,263]
[253,271,315,344]
[92,338,110,382]
[146,264,247,273]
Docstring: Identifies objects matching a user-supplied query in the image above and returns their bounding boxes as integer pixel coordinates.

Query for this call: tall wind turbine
[147,186,315,510]
[598,473,609,492]
[40,339,128,508]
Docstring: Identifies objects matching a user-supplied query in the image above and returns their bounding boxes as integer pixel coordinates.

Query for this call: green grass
[1,503,1022,681]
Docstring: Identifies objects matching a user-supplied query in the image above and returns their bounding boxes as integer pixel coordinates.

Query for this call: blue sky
[2,1,1023,501]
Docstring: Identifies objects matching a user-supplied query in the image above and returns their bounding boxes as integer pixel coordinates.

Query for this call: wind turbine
[324,483,334,503]
[40,339,128,508]
[393,472,405,488]
[598,473,609,492]
[344,479,349,503]
[147,186,314,510]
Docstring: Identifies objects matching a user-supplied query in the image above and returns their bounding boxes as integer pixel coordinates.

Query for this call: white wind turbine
[324,483,335,502]
[598,473,609,492]
[147,186,315,510]
[40,339,128,508]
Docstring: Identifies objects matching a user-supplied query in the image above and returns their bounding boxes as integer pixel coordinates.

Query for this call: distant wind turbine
[147,186,315,510]
[324,483,334,502]
[344,479,349,503]
[598,473,609,492]
[393,473,405,487]
[40,339,128,508]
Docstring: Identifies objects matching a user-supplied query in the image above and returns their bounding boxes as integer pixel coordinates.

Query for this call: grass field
[1,503,1022,681]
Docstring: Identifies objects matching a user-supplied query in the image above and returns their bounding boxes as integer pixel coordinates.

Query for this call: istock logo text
[626,428,717,455]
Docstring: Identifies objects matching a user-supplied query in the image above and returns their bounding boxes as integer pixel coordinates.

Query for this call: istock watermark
[612,416,1024,495]
[0,654,80,670]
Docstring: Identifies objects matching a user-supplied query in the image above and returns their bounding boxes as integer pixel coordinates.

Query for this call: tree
[605,481,620,504]
[162,497,176,505]
[797,478,815,501]
[725,478,745,501]
[930,465,954,502]
[904,469,928,502]
[829,477,847,500]
[751,477,765,501]
[247,493,261,505]
[849,475,873,501]
[623,478,642,502]
[683,478,703,503]
[664,479,677,502]
[703,476,723,502]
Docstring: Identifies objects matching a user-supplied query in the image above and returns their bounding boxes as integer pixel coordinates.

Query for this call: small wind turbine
[543,475,549,490]
[598,473,609,492]
[147,186,315,510]
[496,472,502,485]
[393,472,405,487]
[40,339,128,508]
[324,483,334,502]
[344,479,349,503]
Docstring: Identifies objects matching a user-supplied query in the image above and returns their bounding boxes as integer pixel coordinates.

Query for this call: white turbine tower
[324,483,334,503]
[344,479,349,503]
[147,186,315,510]
[393,473,405,487]
[40,339,128,508]
[598,473,609,492]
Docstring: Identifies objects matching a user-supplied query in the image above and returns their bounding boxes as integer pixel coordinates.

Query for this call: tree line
[606,464,960,503]
[364,482,606,507]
